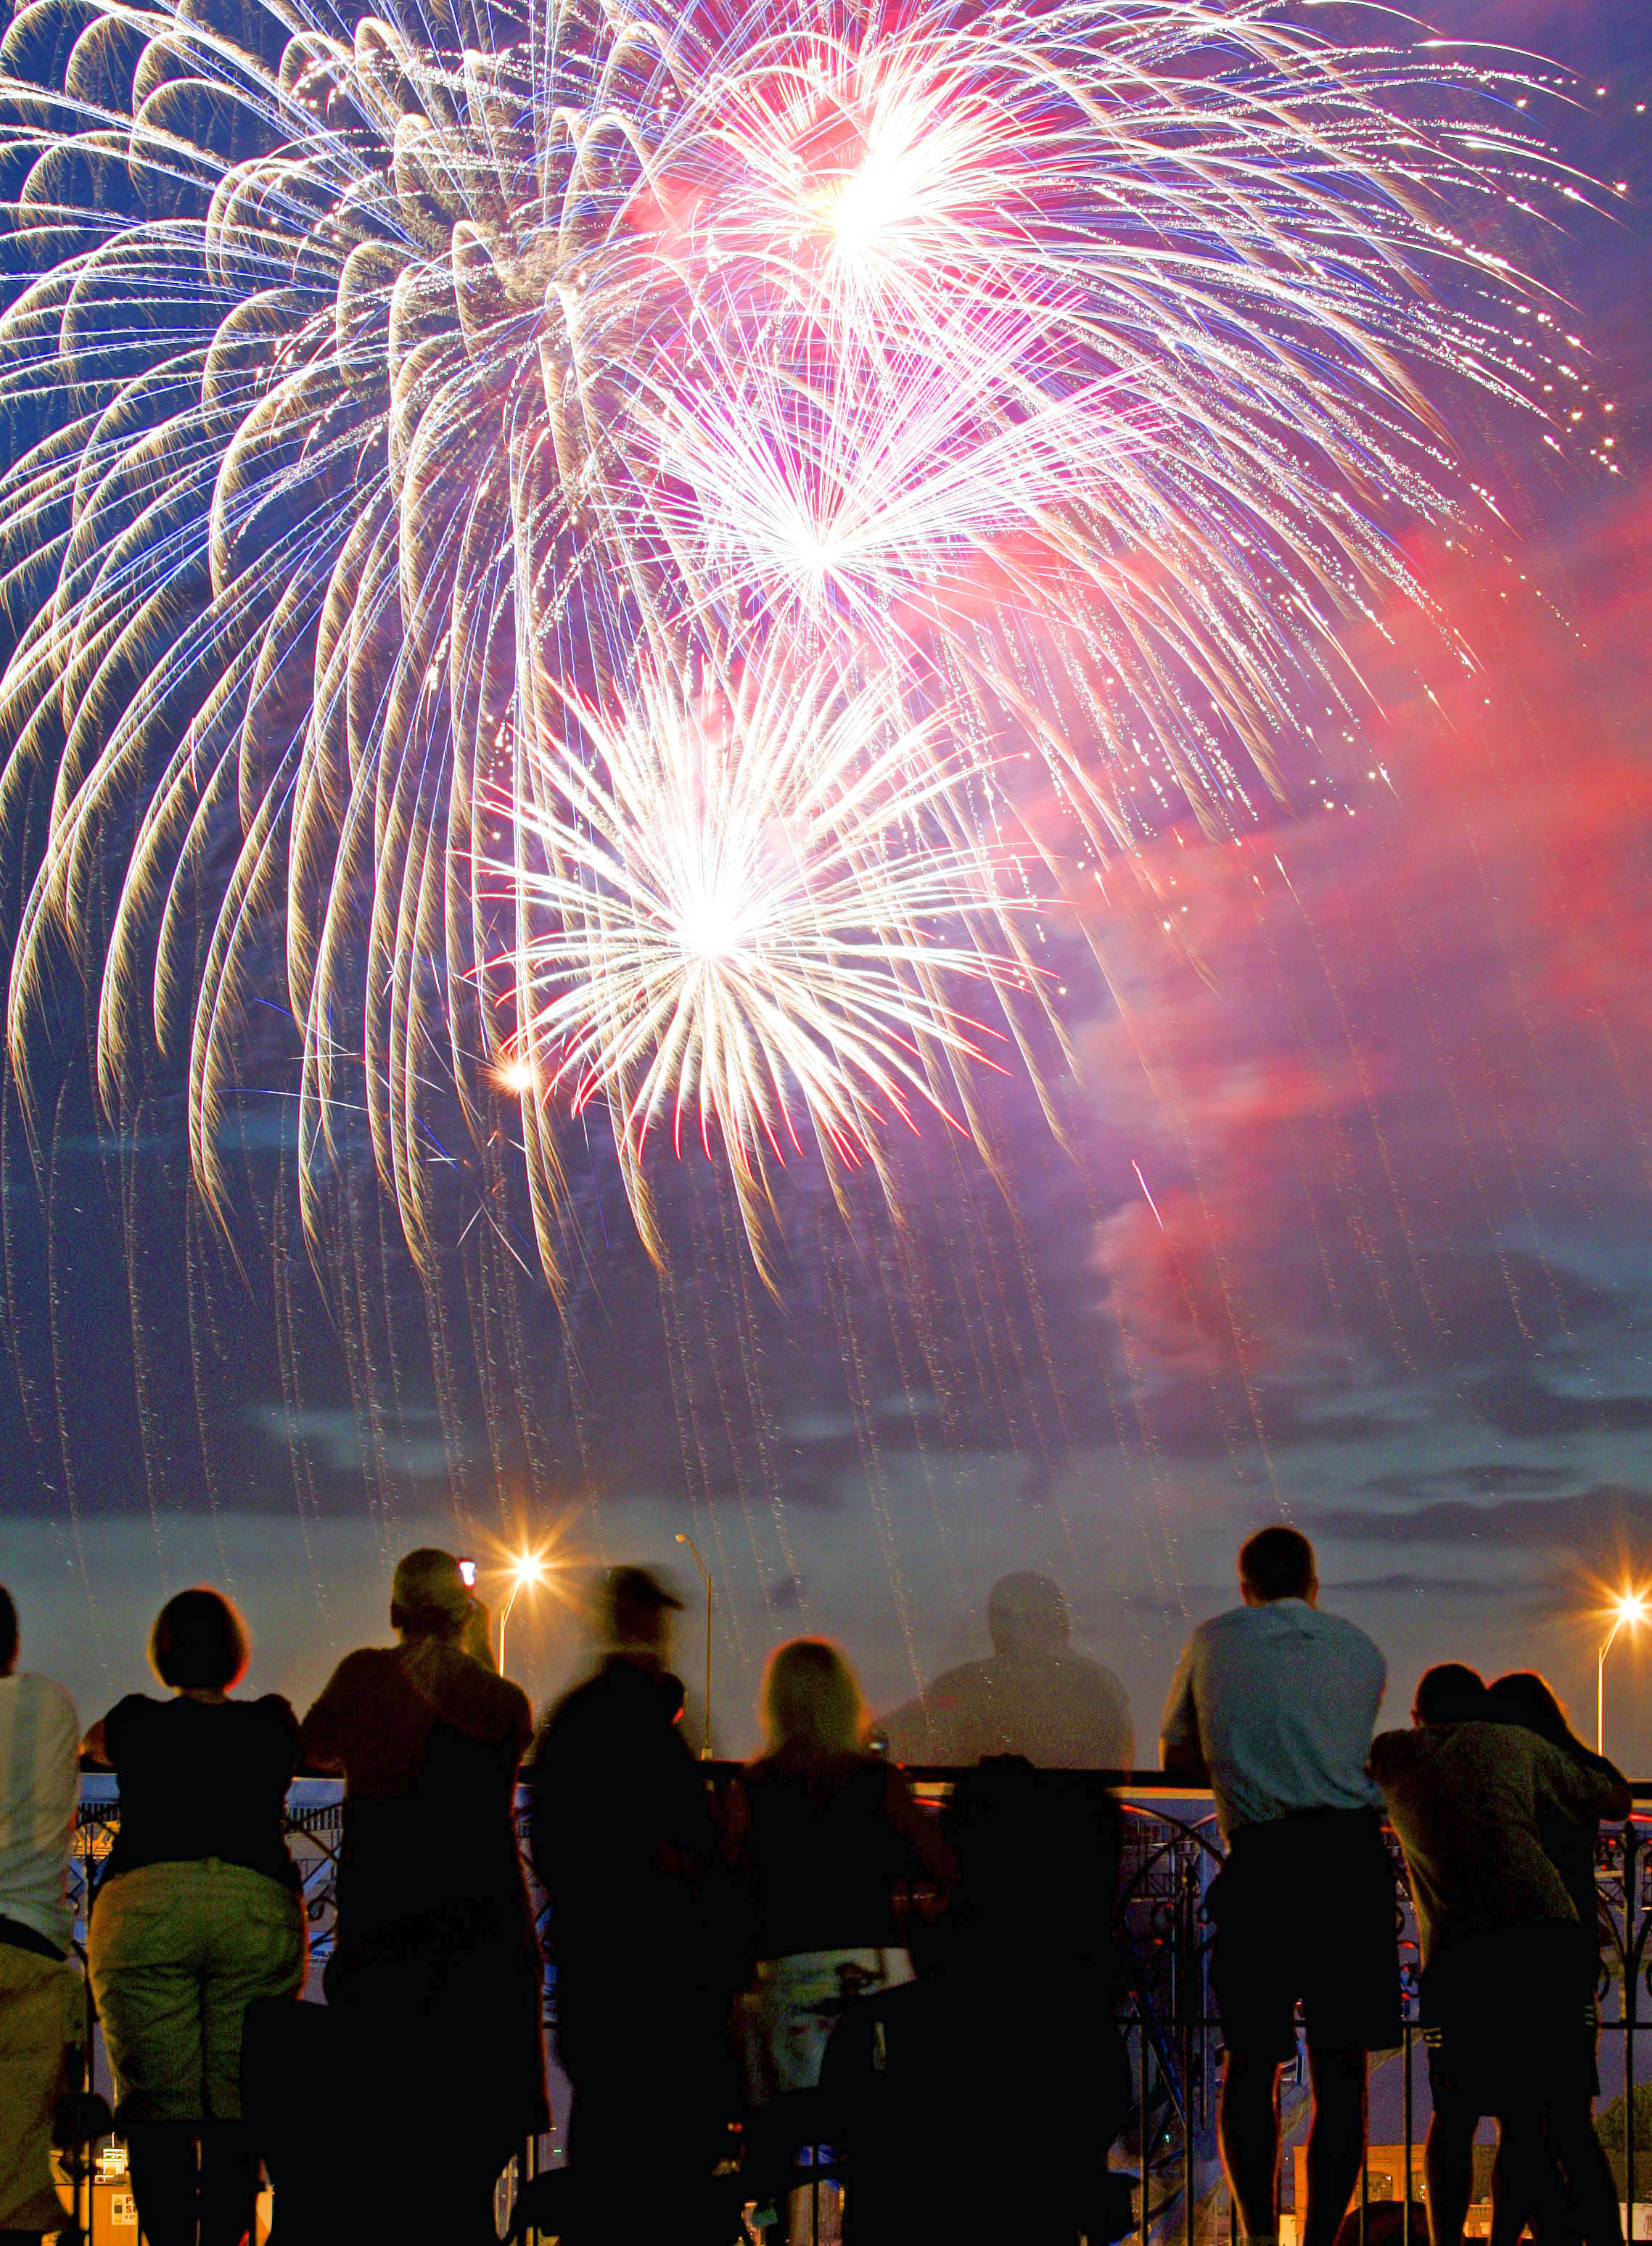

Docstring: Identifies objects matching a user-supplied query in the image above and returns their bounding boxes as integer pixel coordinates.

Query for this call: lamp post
[675,1534,713,1761]
[1598,1593,1646,1755]
[498,1553,546,1679]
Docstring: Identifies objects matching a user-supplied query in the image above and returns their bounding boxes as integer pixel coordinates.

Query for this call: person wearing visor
[529,1566,739,2244]
[297,1548,543,2243]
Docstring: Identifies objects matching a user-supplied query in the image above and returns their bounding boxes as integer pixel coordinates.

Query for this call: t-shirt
[883,1652,1135,1771]
[300,1643,533,1969]
[740,1753,950,1959]
[1370,1720,1622,1965]
[0,1672,80,1953]
[1159,1599,1386,1836]
[101,1694,300,1893]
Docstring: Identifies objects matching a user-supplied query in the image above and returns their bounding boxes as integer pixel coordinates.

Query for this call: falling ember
[1132,1162,1166,1231]
[0,0,1597,1284]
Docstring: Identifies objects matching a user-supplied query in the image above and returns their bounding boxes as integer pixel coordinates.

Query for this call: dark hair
[149,1588,249,1692]
[603,1565,682,1648]
[1414,1662,1488,1725]
[1487,1670,1578,1753]
[1238,1526,1315,1603]
[0,1585,16,1674]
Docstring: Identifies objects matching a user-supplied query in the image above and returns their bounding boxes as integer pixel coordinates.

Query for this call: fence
[60,1773,1652,2243]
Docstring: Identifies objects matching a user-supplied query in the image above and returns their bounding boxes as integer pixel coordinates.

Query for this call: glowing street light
[675,1534,714,1761]
[498,1552,547,1679]
[1598,1592,1647,1754]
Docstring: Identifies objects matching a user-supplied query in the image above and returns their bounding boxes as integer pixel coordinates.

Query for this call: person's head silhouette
[987,1573,1069,1658]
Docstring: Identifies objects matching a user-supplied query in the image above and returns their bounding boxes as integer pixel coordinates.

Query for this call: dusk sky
[1,0,1649,1765]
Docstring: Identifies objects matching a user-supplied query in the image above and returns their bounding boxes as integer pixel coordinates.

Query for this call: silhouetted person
[1486,1669,1624,2246]
[1373,1664,1629,2246]
[84,1589,304,2246]
[1161,1526,1397,2246]
[0,1584,81,2246]
[822,1753,1130,2245]
[298,1548,543,2245]
[527,1566,737,2245]
[882,1574,1134,1768]
[733,1637,953,2234]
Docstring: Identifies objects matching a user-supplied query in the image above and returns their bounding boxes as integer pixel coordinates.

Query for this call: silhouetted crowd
[0,1528,1633,2246]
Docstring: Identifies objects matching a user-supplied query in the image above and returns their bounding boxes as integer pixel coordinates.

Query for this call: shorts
[1209,1809,1401,2062]
[0,1942,81,2231]
[1421,1920,1595,2116]
[89,1858,305,2124]
[739,1946,916,2104]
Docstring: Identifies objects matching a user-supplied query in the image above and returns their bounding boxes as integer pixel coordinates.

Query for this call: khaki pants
[89,1860,305,2124]
[0,1943,80,2232]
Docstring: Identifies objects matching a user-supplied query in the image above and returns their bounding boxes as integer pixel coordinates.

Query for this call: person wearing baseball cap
[527,1563,738,2242]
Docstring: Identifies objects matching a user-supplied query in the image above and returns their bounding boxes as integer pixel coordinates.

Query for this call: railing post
[1629,1821,1640,2242]
[1139,2012,1151,2246]
[1183,1845,1197,2246]
[1401,2020,1413,2246]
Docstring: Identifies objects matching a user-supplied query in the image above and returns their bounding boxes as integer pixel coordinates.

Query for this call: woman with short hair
[84,1587,304,2246]
[733,1639,953,2111]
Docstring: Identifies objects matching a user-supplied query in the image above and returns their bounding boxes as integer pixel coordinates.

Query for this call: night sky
[2,0,1650,1765]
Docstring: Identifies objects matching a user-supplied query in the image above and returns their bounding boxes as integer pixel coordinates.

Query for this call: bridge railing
[62,1773,1652,2245]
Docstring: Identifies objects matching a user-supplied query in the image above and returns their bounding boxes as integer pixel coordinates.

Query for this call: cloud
[1320,1575,1507,1599]
[1472,1369,1652,1441]
[1304,1485,1652,1550]
[1357,1465,1573,1499]
[244,1405,451,1483]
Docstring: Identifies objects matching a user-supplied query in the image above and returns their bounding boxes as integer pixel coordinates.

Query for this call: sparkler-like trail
[0,0,1593,1290]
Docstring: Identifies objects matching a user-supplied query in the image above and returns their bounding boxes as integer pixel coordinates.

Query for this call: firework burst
[504,651,1026,1275]
[0,0,1592,1282]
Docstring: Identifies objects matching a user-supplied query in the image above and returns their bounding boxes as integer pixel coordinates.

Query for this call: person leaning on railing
[0,1582,82,2246]
[82,1588,305,2246]
[729,1639,955,2134]
[1484,1669,1626,2246]
[296,1547,545,2246]
[1371,1663,1629,2246]
[1159,1524,1398,2246]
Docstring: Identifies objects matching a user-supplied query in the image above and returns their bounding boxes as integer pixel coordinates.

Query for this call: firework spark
[504,651,1024,1274]
[0,0,1593,1280]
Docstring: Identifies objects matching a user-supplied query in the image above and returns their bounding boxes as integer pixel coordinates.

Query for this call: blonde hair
[760,1638,868,1758]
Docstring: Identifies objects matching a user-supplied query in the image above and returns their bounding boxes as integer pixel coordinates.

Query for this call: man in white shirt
[1161,1527,1397,2246]
[0,1583,81,2243]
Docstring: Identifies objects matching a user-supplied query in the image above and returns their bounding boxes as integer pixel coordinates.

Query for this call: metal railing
[60,1772,1652,2243]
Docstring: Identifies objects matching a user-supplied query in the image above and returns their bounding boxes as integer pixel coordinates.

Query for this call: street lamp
[498,1552,546,1679]
[675,1534,714,1761]
[1598,1592,1647,1754]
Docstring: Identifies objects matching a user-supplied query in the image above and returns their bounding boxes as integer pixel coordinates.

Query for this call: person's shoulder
[104,1690,160,1727]
[101,1692,162,1756]
[531,1666,607,1753]
[1305,1605,1386,1665]
[1053,1650,1129,1697]
[8,1672,78,1727]
[315,1646,396,1699]
[1185,1604,1254,1648]
[1368,1727,1426,1777]
[1519,1729,1585,1779]
[248,1693,302,1737]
